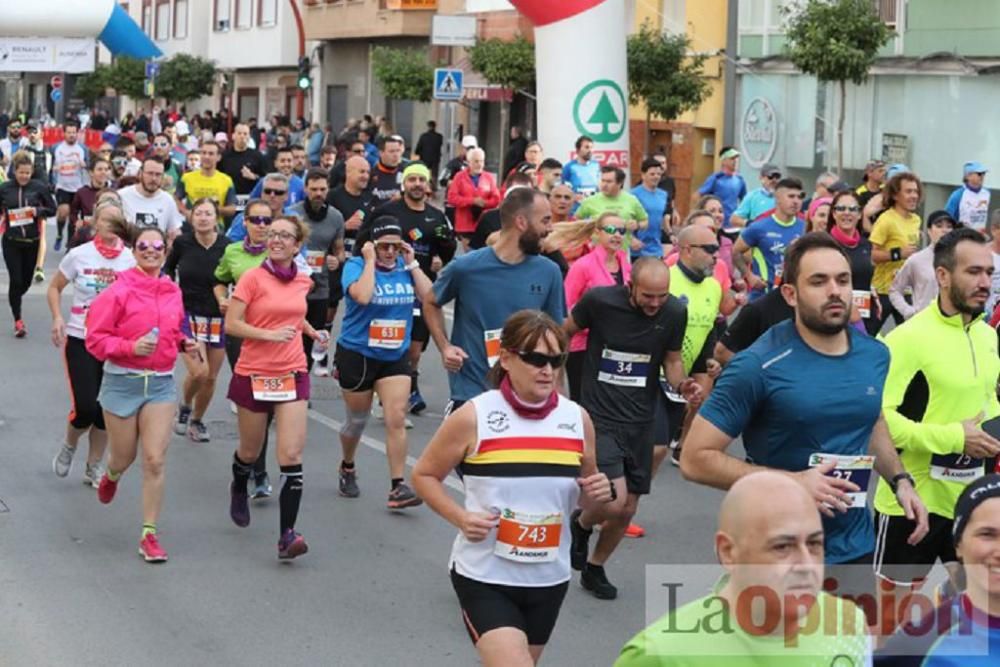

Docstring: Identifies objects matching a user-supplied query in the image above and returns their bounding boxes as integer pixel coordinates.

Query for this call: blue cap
[964,161,988,176]
[885,163,911,181]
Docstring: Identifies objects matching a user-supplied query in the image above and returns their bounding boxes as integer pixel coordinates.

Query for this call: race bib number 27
[808,453,874,508]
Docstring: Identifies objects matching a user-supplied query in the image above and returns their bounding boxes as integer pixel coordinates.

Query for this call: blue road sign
[433,68,463,101]
[50,88,62,103]
[145,61,161,79]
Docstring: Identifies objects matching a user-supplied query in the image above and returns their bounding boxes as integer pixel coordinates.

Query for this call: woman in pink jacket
[446,147,501,251]
[556,212,632,401]
[85,226,198,563]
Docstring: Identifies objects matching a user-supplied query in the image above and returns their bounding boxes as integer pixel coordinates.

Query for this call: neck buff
[499,374,558,420]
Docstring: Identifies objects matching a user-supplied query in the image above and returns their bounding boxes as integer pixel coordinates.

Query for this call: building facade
[736,0,1000,208]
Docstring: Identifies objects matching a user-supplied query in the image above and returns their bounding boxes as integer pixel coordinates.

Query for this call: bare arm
[346,255,376,305]
[423,290,451,351]
[713,341,735,367]
[679,414,765,489]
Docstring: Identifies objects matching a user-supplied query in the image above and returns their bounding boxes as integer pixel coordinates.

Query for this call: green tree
[372,46,434,103]
[782,0,894,172]
[467,37,535,166]
[157,53,217,103]
[108,57,148,100]
[627,21,712,158]
[74,67,111,106]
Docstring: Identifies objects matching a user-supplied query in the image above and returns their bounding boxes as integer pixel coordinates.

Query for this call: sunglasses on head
[136,240,165,252]
[601,224,627,235]
[263,188,287,196]
[833,205,861,213]
[511,349,567,369]
[690,243,720,254]
[246,215,272,226]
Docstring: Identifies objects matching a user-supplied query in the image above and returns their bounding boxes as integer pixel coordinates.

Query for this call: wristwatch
[889,472,915,493]
[405,260,420,271]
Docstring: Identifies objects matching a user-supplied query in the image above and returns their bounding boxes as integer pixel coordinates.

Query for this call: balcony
[303,0,439,41]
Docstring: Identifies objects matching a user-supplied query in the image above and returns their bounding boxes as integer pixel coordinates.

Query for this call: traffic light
[297,57,311,90]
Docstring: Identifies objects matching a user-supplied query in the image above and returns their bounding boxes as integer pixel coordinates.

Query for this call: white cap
[175,120,190,136]
[461,135,478,149]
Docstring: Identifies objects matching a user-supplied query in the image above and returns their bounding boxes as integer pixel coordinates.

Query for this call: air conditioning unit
[216,19,230,31]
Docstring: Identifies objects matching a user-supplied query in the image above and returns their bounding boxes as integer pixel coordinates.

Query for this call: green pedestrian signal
[297,57,311,90]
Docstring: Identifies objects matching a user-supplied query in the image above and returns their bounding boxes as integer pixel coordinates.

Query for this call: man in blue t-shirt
[561,134,601,213]
[732,177,805,300]
[696,146,747,225]
[248,147,305,206]
[424,188,565,410]
[680,233,927,598]
[730,162,780,227]
[630,157,669,259]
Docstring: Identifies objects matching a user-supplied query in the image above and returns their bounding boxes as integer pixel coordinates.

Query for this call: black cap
[953,473,1000,546]
[371,215,402,240]
[927,209,959,229]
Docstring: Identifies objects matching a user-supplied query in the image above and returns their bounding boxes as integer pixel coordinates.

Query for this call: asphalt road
[0,225,731,666]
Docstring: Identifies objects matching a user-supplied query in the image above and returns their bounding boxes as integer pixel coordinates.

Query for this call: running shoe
[13,320,26,338]
[33,267,44,283]
[670,447,682,468]
[230,481,250,527]
[251,472,272,499]
[624,523,646,538]
[97,474,118,504]
[174,405,192,435]
[338,465,359,498]
[408,390,427,415]
[371,402,384,419]
[278,529,308,560]
[581,563,618,600]
[83,462,104,489]
[569,509,592,571]
[138,533,168,563]
[387,482,423,509]
[54,237,62,252]
[187,419,210,443]
[52,443,76,478]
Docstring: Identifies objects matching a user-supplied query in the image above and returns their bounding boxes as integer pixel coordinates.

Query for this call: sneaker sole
[387,497,423,509]
[83,476,99,489]
[279,541,308,560]
[138,549,168,563]
[338,489,360,498]
[173,422,188,435]
[251,490,272,500]
[187,432,210,443]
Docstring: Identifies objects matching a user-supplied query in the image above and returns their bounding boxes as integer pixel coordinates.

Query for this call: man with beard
[290,168,345,372]
[616,472,871,665]
[424,188,565,414]
[681,233,927,612]
[117,157,184,241]
[871,227,1000,631]
[149,133,182,194]
[357,163,454,413]
[248,146,305,206]
[565,259,702,600]
[0,118,25,168]
[368,135,406,206]
[51,120,89,251]
[561,135,601,211]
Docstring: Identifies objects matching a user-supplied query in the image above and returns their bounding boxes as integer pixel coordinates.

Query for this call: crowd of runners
[2,108,999,664]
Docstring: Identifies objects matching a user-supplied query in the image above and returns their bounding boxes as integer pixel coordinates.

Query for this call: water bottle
[312,330,329,361]
[145,327,159,344]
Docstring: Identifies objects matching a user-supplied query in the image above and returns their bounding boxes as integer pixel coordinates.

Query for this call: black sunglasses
[833,205,861,213]
[262,188,287,196]
[511,349,567,369]
[690,243,720,254]
[246,215,273,226]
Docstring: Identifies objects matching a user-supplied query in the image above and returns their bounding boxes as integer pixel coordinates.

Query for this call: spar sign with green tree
[782,0,893,172]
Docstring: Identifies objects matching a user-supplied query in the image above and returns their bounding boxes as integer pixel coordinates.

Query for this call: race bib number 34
[808,453,874,508]
[494,509,562,563]
[598,349,651,388]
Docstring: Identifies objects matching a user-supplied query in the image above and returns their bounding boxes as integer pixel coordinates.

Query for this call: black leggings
[566,350,586,402]
[65,336,106,430]
[2,236,38,321]
[302,298,328,371]
[224,334,270,475]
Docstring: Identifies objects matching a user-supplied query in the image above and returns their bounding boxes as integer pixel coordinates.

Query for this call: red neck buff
[830,224,860,248]
[499,374,558,420]
[93,234,124,259]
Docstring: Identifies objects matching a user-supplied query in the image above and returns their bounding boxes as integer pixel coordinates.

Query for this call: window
[155,0,170,41]
[259,0,277,26]
[214,0,231,31]
[173,0,188,37]
[874,0,898,26]
[142,0,153,36]
[235,0,253,28]
[661,0,686,34]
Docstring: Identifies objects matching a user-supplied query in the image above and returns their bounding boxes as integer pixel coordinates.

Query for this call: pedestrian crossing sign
[434,68,463,101]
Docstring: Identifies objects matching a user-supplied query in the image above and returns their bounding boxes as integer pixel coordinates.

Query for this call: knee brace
[340,408,369,439]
